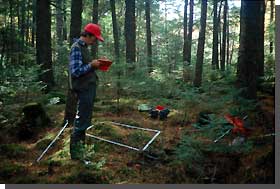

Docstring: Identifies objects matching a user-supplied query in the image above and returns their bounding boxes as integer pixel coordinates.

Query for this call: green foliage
[127,130,152,147]
[0,144,28,158]
[230,96,258,116]
[0,64,45,104]
[90,122,123,141]
[0,162,27,180]
[115,167,137,181]
[204,140,253,154]
[53,41,69,86]
[39,91,66,105]
[90,121,152,149]
[174,135,205,176]
[84,144,96,161]
[174,131,254,180]
[13,175,40,184]
[35,139,53,151]
[264,53,275,81]
[63,169,111,184]
[191,113,230,134]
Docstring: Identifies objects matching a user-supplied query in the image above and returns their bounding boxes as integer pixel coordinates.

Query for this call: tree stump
[17,103,51,140]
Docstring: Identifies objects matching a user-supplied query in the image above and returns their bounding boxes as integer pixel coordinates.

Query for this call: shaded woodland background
[0,0,276,184]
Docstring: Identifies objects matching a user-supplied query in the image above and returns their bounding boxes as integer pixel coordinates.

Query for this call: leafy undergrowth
[0,76,275,184]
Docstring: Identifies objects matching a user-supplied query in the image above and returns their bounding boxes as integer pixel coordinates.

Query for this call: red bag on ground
[224,114,249,136]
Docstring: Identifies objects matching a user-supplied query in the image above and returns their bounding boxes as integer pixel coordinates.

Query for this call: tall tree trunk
[0,6,7,68]
[110,0,120,64]
[229,40,234,66]
[226,2,230,69]
[110,0,121,114]
[8,0,15,64]
[92,0,98,59]
[56,0,64,86]
[20,0,26,52]
[17,0,20,34]
[217,0,223,70]
[270,0,274,54]
[193,0,207,87]
[187,0,194,64]
[26,0,32,45]
[56,0,63,44]
[64,0,83,125]
[69,0,83,45]
[31,0,36,47]
[63,0,68,41]
[237,0,264,99]
[212,0,219,70]
[183,0,188,63]
[221,0,228,71]
[183,0,189,80]
[15,0,20,64]
[136,7,142,63]
[145,0,152,72]
[257,0,265,78]
[36,0,54,91]
[185,0,194,81]
[125,0,136,64]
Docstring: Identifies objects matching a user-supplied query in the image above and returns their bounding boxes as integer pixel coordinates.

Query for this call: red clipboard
[98,59,113,72]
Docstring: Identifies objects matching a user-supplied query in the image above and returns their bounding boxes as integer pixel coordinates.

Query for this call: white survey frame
[86,121,161,152]
[36,121,161,162]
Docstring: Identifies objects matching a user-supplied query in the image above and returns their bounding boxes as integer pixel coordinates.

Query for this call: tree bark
[0,6,7,67]
[69,0,83,45]
[56,0,63,44]
[187,0,194,65]
[136,6,142,63]
[193,0,207,87]
[110,0,121,114]
[270,0,274,54]
[217,0,223,70]
[183,0,194,81]
[110,0,120,64]
[183,0,188,64]
[221,0,228,71]
[19,0,26,52]
[92,0,99,59]
[36,0,55,91]
[125,0,136,64]
[237,0,264,99]
[64,0,83,125]
[183,0,189,80]
[8,0,15,63]
[31,0,36,47]
[226,1,230,69]
[257,0,265,78]
[63,0,68,41]
[229,40,234,66]
[145,0,152,73]
[26,0,32,45]
[212,0,219,70]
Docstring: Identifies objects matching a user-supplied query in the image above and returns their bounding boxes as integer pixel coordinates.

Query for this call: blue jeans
[70,83,96,159]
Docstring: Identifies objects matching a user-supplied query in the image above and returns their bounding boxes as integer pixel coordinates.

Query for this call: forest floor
[0,81,275,184]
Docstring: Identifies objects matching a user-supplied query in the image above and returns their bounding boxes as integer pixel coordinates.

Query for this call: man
[69,23,104,162]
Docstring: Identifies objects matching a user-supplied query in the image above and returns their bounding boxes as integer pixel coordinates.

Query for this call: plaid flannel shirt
[69,38,92,78]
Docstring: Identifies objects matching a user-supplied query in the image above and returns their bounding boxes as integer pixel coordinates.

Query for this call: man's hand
[90,59,101,68]
[99,56,108,60]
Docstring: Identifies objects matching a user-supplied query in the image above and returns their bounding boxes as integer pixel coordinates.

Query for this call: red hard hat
[84,23,104,42]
